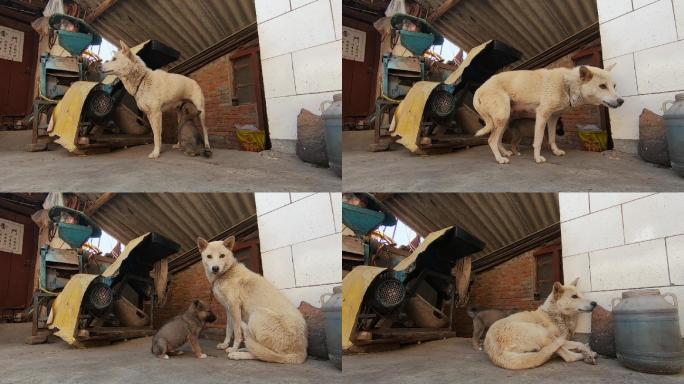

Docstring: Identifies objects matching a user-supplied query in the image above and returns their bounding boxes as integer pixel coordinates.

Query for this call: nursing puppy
[474,64,622,164]
[101,41,211,159]
[198,236,308,364]
[151,300,217,359]
[176,102,211,157]
[484,278,598,370]
[467,307,517,351]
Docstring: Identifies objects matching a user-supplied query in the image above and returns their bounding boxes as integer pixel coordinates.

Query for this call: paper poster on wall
[0,218,24,254]
[342,26,366,62]
[0,26,24,62]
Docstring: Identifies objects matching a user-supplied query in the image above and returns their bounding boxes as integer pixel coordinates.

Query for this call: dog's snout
[211,265,219,273]
[206,312,217,323]
[617,98,624,106]
[590,301,597,308]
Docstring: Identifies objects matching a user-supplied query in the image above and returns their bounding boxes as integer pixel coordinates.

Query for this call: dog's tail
[474,125,491,137]
[488,337,566,370]
[466,306,478,318]
[241,322,307,364]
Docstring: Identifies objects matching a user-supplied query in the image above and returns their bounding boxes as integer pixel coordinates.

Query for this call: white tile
[331,0,342,40]
[257,193,337,252]
[255,193,290,215]
[675,0,684,40]
[603,54,638,97]
[257,0,336,60]
[261,246,295,289]
[635,39,684,94]
[254,0,290,23]
[589,238,670,290]
[599,0,678,59]
[292,40,342,94]
[290,193,314,202]
[280,283,339,308]
[608,90,683,140]
[261,54,296,98]
[331,192,342,233]
[562,253,592,292]
[666,234,684,285]
[291,0,318,8]
[559,193,589,222]
[292,233,341,286]
[633,0,660,8]
[589,193,652,212]
[623,193,684,243]
[561,206,624,256]
[265,91,339,140]
[597,0,632,22]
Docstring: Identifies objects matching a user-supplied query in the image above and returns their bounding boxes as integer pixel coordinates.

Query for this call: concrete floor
[343,337,683,384]
[0,131,340,192]
[0,323,340,384]
[343,130,684,192]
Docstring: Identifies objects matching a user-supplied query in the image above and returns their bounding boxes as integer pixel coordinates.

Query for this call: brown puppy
[176,102,211,157]
[151,300,217,359]
[467,307,517,350]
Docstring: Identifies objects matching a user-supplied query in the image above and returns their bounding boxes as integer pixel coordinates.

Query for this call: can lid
[622,288,661,298]
[333,93,342,102]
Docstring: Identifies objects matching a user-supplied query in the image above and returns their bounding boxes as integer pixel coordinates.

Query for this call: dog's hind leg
[497,124,514,158]
[472,319,484,350]
[546,114,565,156]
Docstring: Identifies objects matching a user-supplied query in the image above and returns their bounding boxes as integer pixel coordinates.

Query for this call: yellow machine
[342,226,484,351]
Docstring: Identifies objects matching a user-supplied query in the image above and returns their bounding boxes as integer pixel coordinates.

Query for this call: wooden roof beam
[428,0,463,22]
[85,0,118,22]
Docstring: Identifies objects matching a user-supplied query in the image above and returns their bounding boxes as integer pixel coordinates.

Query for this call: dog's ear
[579,66,593,82]
[223,236,235,251]
[552,281,564,300]
[197,237,209,252]
[605,62,616,72]
[569,277,579,287]
[119,40,129,52]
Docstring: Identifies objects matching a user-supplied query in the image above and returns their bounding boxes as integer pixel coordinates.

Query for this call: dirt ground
[342,130,684,192]
[0,323,340,384]
[0,131,340,192]
[343,337,683,383]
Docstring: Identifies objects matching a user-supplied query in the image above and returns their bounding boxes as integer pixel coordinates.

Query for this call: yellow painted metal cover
[49,81,99,152]
[48,233,150,345]
[342,265,385,350]
[390,41,493,153]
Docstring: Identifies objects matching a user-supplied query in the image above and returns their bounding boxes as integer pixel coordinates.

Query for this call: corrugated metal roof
[77,193,256,257]
[424,0,598,62]
[75,0,256,63]
[377,193,559,260]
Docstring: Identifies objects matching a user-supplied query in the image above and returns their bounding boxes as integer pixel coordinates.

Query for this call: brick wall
[452,251,544,337]
[162,52,259,149]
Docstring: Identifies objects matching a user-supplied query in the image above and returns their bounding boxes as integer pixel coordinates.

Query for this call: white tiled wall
[255,0,342,152]
[255,193,342,307]
[559,193,684,334]
[597,0,684,151]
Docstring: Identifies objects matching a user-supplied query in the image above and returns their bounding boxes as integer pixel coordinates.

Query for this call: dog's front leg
[546,115,565,157]
[147,109,163,159]
[217,313,233,350]
[533,110,549,163]
[188,334,207,358]
[227,304,243,353]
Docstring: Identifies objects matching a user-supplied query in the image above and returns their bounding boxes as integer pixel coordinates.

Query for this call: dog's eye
[572,295,578,299]
[219,254,225,258]
[207,255,212,259]
[599,84,607,90]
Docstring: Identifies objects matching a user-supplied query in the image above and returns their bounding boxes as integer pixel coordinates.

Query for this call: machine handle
[663,292,678,308]
[663,100,674,113]
[611,297,621,309]
[320,292,333,306]
[320,100,333,114]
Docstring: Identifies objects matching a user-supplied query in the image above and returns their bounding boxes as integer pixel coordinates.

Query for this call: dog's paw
[515,152,521,156]
[199,353,207,359]
[172,143,180,149]
[148,151,160,159]
[176,351,184,355]
[501,149,514,157]
[217,342,230,350]
[535,156,546,163]
[552,149,566,156]
[162,354,169,360]
[227,346,240,353]
[478,346,483,351]
[496,157,510,164]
